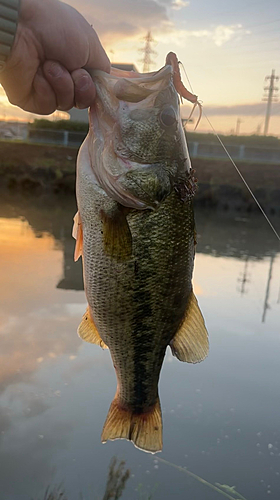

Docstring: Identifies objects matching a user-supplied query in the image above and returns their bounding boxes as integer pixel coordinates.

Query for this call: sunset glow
[0,0,279,135]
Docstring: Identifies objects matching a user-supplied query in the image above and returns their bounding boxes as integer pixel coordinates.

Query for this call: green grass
[34,458,130,500]
[34,455,251,500]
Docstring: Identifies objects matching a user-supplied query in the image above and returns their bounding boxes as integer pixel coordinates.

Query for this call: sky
[0,0,280,135]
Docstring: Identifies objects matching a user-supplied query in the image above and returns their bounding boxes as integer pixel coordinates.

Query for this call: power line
[180,64,280,242]
[249,25,280,36]
[226,36,280,52]
[217,0,269,17]
[244,17,280,30]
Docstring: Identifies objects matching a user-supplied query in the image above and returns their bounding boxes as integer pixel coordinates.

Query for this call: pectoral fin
[100,205,132,260]
[78,307,108,349]
[72,211,83,262]
[170,291,208,363]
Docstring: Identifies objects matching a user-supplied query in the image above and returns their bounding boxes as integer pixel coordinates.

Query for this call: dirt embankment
[192,158,280,214]
[0,141,279,213]
[0,141,77,193]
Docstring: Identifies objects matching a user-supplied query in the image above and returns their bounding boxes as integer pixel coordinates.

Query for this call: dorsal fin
[170,291,208,363]
[78,307,108,349]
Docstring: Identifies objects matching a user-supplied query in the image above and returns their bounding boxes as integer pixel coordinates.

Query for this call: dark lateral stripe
[132,264,153,409]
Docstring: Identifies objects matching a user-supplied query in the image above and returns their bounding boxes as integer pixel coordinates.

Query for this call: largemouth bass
[73,54,208,454]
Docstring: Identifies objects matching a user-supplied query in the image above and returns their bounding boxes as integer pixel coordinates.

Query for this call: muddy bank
[192,158,280,214]
[0,141,279,213]
[0,141,77,194]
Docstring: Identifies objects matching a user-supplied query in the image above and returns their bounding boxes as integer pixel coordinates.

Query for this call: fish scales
[80,175,194,410]
[74,56,208,453]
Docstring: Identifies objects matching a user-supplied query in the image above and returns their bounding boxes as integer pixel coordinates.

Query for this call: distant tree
[29,119,88,132]
[185,131,280,148]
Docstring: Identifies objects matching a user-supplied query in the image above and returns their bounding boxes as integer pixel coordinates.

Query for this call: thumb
[85,27,110,74]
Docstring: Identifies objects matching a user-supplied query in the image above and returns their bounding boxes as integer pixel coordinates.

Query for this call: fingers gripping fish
[72,54,208,454]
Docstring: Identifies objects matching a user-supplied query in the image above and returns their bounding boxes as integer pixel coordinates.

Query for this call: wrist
[0,0,21,71]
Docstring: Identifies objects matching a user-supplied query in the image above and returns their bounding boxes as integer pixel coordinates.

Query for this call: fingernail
[76,75,91,92]
[76,103,87,110]
[48,62,63,78]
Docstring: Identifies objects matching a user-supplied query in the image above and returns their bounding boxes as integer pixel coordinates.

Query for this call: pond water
[0,193,279,500]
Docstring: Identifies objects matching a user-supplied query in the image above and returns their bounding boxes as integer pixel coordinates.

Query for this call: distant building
[68,108,88,122]
[0,120,28,140]
[112,63,138,72]
[68,63,138,123]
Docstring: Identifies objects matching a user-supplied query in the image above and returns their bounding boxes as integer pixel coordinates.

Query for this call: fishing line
[179,63,280,243]
[203,113,280,242]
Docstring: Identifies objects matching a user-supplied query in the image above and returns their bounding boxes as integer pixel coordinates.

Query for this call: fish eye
[160,107,177,128]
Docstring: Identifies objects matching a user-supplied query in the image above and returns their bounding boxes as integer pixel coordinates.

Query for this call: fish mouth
[88,64,173,86]
[86,62,184,209]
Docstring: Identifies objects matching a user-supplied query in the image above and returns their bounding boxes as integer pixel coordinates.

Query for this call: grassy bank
[0,140,279,212]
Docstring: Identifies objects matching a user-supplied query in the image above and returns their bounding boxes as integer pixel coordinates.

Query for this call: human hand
[0,0,110,114]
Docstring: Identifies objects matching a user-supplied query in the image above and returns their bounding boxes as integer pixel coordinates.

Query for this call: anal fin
[78,307,108,349]
[170,290,208,363]
[101,396,162,454]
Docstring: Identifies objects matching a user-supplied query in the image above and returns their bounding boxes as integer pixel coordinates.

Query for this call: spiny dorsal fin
[72,211,83,262]
[78,307,108,349]
[101,396,162,454]
[170,291,208,363]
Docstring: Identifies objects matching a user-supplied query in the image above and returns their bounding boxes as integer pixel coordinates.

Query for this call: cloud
[180,102,280,122]
[65,0,190,48]
[200,103,267,116]
[171,0,190,9]
[212,24,246,47]
[156,23,249,47]
[67,0,169,43]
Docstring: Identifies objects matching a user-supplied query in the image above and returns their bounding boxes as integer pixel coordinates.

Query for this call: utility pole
[262,253,275,323]
[237,256,250,295]
[138,31,157,72]
[256,123,262,135]
[263,69,279,136]
[235,118,243,135]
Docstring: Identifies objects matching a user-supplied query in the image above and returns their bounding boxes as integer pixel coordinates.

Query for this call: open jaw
[85,59,193,209]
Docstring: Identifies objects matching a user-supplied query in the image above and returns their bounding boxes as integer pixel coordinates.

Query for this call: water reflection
[0,193,279,500]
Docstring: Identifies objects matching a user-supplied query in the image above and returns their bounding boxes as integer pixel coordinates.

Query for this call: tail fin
[101,396,162,454]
